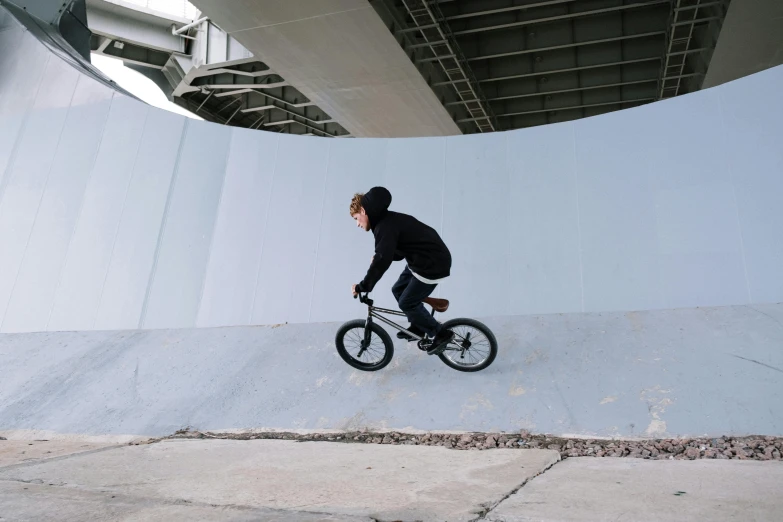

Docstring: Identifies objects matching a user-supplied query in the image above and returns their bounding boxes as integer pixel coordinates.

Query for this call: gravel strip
[157,429,783,461]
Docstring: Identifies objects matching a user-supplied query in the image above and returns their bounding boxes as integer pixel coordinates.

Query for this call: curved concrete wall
[1,7,782,334]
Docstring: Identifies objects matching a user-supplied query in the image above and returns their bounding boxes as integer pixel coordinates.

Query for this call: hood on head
[361,186,392,228]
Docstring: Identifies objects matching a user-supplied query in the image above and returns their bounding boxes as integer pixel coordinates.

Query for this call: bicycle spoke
[343,326,387,365]
[440,324,492,368]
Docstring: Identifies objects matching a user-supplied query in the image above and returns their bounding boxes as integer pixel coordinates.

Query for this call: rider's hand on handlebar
[351,284,358,298]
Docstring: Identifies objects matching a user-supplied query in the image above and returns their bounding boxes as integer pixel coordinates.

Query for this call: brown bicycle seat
[423,297,449,313]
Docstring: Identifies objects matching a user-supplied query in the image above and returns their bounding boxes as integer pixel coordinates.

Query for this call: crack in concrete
[469,455,563,521]
[730,354,783,374]
[0,477,372,520]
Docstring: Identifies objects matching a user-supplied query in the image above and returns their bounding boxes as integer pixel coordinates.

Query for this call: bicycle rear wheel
[437,318,497,372]
[335,319,394,372]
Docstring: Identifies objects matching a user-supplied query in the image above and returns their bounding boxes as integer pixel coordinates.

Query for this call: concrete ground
[0,437,781,522]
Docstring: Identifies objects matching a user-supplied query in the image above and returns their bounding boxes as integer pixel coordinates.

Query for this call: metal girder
[675,1,728,11]
[409,38,447,49]
[445,78,658,105]
[445,0,579,21]
[399,0,498,132]
[458,97,654,122]
[200,81,288,89]
[436,31,665,64]
[450,0,669,36]
[663,72,704,80]
[238,98,335,127]
[671,16,723,26]
[264,119,340,137]
[433,56,661,86]
[668,47,709,56]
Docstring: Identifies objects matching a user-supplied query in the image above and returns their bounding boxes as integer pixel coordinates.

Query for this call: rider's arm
[356,223,399,293]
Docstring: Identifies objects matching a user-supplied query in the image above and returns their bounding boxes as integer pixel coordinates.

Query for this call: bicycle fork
[358,313,374,357]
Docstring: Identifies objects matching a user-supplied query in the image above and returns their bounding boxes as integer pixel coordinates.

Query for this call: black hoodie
[356,187,451,292]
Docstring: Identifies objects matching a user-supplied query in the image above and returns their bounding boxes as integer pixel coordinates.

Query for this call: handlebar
[354,292,373,306]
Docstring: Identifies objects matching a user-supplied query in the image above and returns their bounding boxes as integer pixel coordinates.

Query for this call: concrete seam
[0,52,50,324]
[437,138,447,299]
[45,91,116,331]
[249,134,281,324]
[92,106,151,329]
[138,118,191,329]
[0,444,129,473]
[307,141,331,322]
[716,91,753,303]
[471,455,563,521]
[0,67,80,332]
[571,123,585,313]
[0,475,368,519]
[505,132,512,313]
[232,6,370,33]
[194,127,234,327]
[0,44,44,207]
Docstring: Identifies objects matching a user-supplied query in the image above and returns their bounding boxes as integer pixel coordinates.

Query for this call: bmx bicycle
[335,293,497,372]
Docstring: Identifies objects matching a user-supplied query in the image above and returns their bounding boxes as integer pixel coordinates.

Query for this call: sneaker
[427,329,455,355]
[397,325,424,341]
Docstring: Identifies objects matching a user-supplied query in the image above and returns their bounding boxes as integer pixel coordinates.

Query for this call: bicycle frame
[354,293,474,359]
[356,293,428,342]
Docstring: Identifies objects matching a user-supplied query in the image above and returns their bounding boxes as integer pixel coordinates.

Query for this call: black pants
[391,266,441,337]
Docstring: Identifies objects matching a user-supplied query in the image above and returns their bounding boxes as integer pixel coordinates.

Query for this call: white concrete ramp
[1,304,781,439]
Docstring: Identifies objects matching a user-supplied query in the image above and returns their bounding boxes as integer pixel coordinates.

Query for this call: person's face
[352,207,370,231]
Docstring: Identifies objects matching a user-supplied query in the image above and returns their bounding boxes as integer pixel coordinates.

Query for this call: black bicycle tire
[437,318,498,372]
[335,319,394,372]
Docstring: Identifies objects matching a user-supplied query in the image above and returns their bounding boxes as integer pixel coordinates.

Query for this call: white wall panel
[575,108,665,313]
[646,91,749,308]
[442,133,510,318]
[719,66,783,304]
[2,76,114,333]
[142,120,231,329]
[94,109,186,330]
[251,135,329,325]
[47,97,150,331]
[0,56,80,329]
[1,14,783,333]
[0,26,48,190]
[197,129,279,327]
[309,138,386,323]
[379,137,447,308]
[506,124,583,315]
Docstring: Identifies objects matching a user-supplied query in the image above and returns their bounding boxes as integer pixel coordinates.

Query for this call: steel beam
[452,31,666,64]
[675,1,728,11]
[444,78,658,105]
[667,47,709,56]
[671,16,723,26]
[433,56,660,86]
[458,97,654,121]
[445,0,579,21]
[451,0,669,36]
[663,72,704,80]
[201,81,288,89]
[408,39,447,49]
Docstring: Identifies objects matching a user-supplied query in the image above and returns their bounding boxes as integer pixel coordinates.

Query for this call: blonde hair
[349,193,364,216]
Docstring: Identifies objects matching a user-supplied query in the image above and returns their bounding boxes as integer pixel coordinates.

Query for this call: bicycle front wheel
[335,319,394,372]
[437,318,498,372]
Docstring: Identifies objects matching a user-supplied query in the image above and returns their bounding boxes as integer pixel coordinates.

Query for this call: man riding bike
[350,187,455,355]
